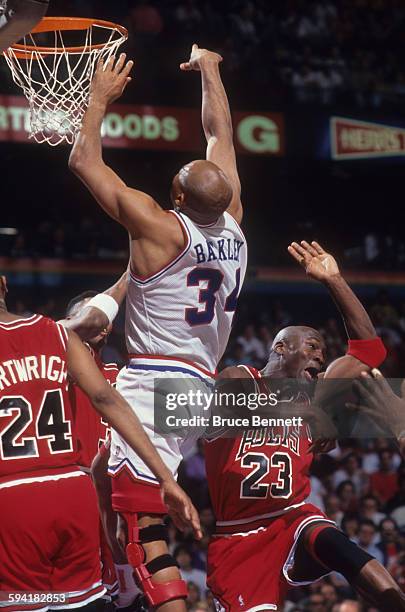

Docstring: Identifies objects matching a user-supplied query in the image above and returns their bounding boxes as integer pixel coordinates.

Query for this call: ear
[174,191,186,209]
[0,276,7,295]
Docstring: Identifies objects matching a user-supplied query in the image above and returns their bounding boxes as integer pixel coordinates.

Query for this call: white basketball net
[3,22,127,146]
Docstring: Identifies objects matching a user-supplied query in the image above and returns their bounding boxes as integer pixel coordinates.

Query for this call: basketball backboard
[0,0,49,52]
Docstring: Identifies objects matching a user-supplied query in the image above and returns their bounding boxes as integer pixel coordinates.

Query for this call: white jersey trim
[129,211,192,285]
[0,470,87,489]
[282,516,336,586]
[0,314,42,330]
[108,458,159,483]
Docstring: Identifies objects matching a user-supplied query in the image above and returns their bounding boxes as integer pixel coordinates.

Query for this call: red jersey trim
[127,353,217,377]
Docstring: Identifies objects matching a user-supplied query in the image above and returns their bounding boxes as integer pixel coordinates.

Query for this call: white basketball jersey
[126,210,247,373]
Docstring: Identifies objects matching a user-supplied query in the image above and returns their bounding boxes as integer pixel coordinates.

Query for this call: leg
[92,446,141,608]
[291,522,405,611]
[122,511,188,612]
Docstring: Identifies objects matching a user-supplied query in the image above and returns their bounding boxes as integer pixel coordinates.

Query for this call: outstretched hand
[288,241,340,283]
[90,53,134,106]
[160,478,203,540]
[351,369,405,439]
[180,43,222,71]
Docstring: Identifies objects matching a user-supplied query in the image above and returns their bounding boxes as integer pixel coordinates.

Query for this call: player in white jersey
[69,45,246,611]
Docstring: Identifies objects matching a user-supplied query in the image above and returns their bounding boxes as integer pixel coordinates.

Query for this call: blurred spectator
[174,546,207,596]
[341,514,360,541]
[336,480,358,514]
[353,519,384,563]
[303,591,327,611]
[332,452,368,497]
[369,449,400,505]
[186,581,201,608]
[320,583,339,608]
[376,517,402,571]
[236,324,266,366]
[386,472,405,529]
[174,0,202,33]
[359,494,386,525]
[332,602,361,612]
[129,0,163,36]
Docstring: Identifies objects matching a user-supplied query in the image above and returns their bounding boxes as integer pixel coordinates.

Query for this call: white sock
[114,563,141,608]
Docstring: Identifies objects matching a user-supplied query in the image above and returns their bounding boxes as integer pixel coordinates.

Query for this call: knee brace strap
[146,554,178,575]
[139,524,169,544]
[313,527,373,582]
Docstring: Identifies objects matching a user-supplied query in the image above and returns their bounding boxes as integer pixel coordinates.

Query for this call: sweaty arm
[66,329,202,536]
[181,45,242,224]
[69,55,174,240]
[288,241,386,379]
[59,268,129,340]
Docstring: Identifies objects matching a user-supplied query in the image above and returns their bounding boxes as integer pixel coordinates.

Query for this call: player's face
[288,331,326,381]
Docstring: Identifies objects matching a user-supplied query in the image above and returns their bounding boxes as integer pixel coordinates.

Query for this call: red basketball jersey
[205,366,314,533]
[0,315,78,482]
[70,349,118,469]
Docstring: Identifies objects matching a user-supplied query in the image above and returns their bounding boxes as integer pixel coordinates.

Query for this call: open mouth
[304,367,320,381]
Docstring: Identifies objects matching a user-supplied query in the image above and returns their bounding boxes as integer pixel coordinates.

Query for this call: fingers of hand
[311,241,325,255]
[114,52,127,73]
[105,55,116,71]
[180,62,192,71]
[122,59,134,77]
[288,242,309,267]
[287,245,303,264]
[192,43,199,52]
[301,240,318,257]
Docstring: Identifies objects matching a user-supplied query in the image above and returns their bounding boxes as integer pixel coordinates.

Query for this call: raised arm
[66,329,201,538]
[181,44,242,224]
[59,268,129,341]
[69,54,167,239]
[288,241,386,378]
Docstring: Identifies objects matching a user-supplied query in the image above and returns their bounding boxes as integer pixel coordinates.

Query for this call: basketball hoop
[2,17,128,145]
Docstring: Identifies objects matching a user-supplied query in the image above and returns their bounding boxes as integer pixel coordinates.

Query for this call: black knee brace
[313,527,373,582]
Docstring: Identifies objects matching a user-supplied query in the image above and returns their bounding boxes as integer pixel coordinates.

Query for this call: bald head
[272,326,322,351]
[171,160,233,223]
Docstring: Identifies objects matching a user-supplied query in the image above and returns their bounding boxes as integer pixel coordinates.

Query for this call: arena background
[1,1,405,610]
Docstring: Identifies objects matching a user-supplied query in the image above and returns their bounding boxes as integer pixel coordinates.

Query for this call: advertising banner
[0,95,285,155]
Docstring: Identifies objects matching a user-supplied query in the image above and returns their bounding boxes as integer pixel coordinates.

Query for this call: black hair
[66,290,98,317]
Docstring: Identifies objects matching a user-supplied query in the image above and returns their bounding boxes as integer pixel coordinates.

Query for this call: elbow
[68,148,85,175]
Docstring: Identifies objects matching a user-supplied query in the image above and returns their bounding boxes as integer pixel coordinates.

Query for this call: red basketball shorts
[0,471,104,612]
[207,503,335,612]
[111,466,167,516]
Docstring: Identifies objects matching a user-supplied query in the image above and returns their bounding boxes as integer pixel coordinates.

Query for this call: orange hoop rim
[5,17,128,59]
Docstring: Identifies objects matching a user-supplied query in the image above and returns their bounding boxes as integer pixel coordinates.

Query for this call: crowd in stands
[3,223,405,271]
[49,0,405,111]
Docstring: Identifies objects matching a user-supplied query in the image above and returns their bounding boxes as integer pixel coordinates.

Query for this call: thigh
[0,483,56,595]
[50,476,105,606]
[110,369,183,483]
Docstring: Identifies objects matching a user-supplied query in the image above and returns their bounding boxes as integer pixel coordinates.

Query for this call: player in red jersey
[205,242,405,612]
[0,275,201,612]
[65,285,142,608]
